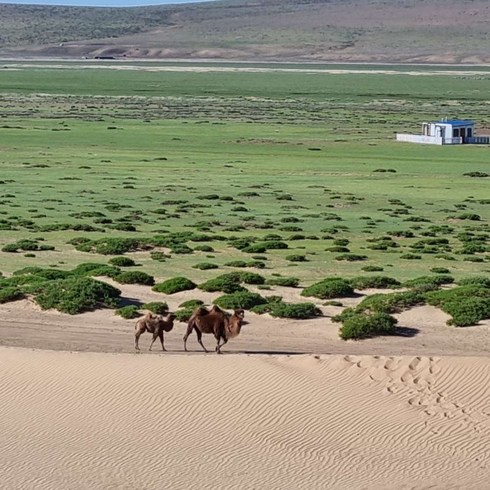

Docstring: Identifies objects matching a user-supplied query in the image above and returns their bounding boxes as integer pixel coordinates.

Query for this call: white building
[396,119,489,145]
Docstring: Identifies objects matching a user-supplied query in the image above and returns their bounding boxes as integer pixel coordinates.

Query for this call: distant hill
[1,0,489,63]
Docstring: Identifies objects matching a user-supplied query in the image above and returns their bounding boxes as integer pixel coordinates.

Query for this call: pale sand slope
[1,347,489,489]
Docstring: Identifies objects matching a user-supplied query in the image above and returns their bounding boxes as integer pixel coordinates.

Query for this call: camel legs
[195,328,209,353]
[134,327,144,351]
[183,323,194,352]
[215,336,228,354]
[183,324,209,352]
[158,331,166,351]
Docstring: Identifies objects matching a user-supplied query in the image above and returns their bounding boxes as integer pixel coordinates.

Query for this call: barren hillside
[0,0,489,62]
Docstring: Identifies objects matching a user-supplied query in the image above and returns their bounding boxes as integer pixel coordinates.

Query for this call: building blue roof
[434,119,474,126]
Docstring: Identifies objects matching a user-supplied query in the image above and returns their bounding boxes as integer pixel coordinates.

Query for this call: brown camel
[183,305,245,354]
[134,312,176,351]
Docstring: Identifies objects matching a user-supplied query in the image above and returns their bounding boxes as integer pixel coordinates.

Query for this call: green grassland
[0,63,489,286]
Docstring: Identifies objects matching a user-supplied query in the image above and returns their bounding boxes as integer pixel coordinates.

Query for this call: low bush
[426,286,490,327]
[224,260,248,268]
[192,262,219,270]
[354,290,425,314]
[268,302,322,319]
[0,287,25,304]
[179,299,204,309]
[457,276,490,288]
[349,276,401,290]
[115,271,155,286]
[72,263,121,278]
[338,312,398,340]
[238,271,266,285]
[199,273,245,293]
[301,278,354,299]
[361,265,384,272]
[404,275,454,290]
[153,277,196,295]
[175,307,194,322]
[109,256,136,267]
[142,301,169,314]
[32,277,121,314]
[266,276,300,288]
[213,291,267,310]
[286,254,308,262]
[335,254,368,262]
[116,305,141,319]
[194,245,214,252]
[430,267,451,274]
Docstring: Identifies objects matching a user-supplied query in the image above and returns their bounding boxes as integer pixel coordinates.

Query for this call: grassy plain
[0,62,489,285]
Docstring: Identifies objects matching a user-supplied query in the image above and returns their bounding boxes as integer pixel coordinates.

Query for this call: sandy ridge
[1,347,489,489]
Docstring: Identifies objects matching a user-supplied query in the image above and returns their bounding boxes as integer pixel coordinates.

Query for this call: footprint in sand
[408,356,422,370]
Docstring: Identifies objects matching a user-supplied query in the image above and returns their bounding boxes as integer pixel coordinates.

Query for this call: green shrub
[0,287,25,303]
[175,307,194,322]
[355,290,425,314]
[153,277,196,294]
[109,256,136,267]
[361,266,384,272]
[199,273,245,293]
[430,267,451,274]
[301,278,354,299]
[349,276,401,290]
[404,275,454,290]
[179,299,204,309]
[238,271,266,285]
[116,305,141,319]
[115,271,155,286]
[286,254,308,262]
[150,251,169,262]
[142,301,168,314]
[442,298,490,327]
[339,312,398,340]
[457,276,490,288]
[192,262,219,270]
[335,254,368,262]
[72,263,121,278]
[268,302,322,319]
[426,286,490,326]
[194,245,214,252]
[266,276,300,288]
[83,237,144,255]
[213,291,267,310]
[33,277,121,314]
[224,260,248,268]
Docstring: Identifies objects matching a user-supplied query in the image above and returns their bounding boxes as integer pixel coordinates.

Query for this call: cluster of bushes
[30,277,121,315]
[301,278,354,299]
[426,286,490,327]
[2,239,54,253]
[153,277,196,295]
[252,298,321,319]
[115,301,169,319]
[335,311,398,340]
[213,290,267,310]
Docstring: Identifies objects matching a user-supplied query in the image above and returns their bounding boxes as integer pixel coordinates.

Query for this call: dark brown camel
[183,305,245,354]
[134,312,176,351]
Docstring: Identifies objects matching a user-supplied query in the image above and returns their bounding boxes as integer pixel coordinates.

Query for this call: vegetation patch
[336,311,398,340]
[153,277,196,295]
[116,305,140,319]
[213,290,267,310]
[301,278,354,299]
[114,271,155,286]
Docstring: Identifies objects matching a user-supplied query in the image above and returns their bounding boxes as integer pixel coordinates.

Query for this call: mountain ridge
[1,0,489,63]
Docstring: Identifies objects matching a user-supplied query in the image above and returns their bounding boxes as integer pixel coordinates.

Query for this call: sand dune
[1,347,488,489]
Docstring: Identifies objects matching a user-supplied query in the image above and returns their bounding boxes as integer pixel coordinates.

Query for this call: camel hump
[210,305,225,315]
[193,306,211,317]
